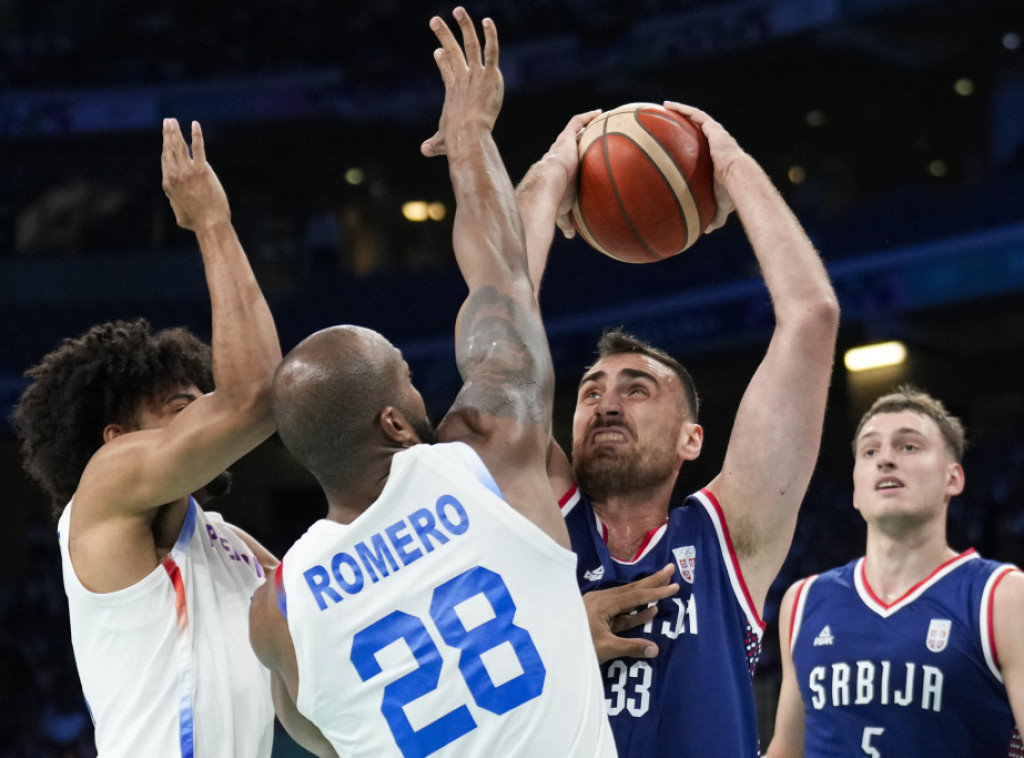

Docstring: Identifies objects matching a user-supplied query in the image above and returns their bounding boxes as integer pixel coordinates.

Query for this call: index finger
[663,100,713,128]
[430,14,463,67]
[607,565,679,614]
[565,109,602,136]
[161,118,186,183]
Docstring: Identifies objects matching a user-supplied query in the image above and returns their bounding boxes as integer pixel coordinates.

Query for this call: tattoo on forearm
[455,286,549,421]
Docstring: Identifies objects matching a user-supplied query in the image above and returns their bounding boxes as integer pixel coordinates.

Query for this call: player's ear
[677,422,703,462]
[945,462,965,499]
[379,406,420,447]
[102,423,127,444]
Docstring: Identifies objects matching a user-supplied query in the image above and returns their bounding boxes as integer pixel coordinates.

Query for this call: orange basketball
[570,103,717,264]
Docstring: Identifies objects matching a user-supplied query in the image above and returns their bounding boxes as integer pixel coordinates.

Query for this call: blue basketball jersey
[790,550,1023,757]
[562,486,764,757]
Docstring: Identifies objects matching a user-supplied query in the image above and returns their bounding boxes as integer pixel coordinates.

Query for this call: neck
[590,481,674,560]
[863,524,958,602]
[325,450,397,524]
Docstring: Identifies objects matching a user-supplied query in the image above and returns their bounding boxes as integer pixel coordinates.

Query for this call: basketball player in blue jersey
[766,387,1024,758]
[13,120,281,757]
[248,9,615,758]
[514,103,841,755]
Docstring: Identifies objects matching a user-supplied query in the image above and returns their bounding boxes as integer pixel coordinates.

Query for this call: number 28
[350,566,546,758]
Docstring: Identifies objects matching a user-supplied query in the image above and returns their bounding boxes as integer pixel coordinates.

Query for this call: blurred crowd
[0,0,693,89]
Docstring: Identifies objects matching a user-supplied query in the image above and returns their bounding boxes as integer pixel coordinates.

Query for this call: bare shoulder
[777,579,804,635]
[780,578,804,609]
[993,568,1024,618]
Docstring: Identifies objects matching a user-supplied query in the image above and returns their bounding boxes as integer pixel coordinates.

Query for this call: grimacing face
[571,353,693,500]
[852,409,964,531]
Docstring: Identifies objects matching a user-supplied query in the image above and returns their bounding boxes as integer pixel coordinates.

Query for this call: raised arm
[513,111,600,497]
[78,119,281,515]
[764,581,808,758]
[425,9,564,543]
[670,102,840,611]
[515,110,601,293]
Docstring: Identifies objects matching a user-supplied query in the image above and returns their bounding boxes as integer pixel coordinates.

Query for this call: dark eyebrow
[578,367,661,390]
[858,427,927,445]
[892,427,928,440]
[618,367,661,386]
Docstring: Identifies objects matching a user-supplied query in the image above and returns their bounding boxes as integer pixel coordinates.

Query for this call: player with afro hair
[11,119,282,758]
[15,318,215,516]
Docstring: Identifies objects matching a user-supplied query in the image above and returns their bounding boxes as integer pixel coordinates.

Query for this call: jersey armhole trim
[274,562,288,620]
[449,441,504,500]
[981,565,1020,682]
[789,575,818,651]
[559,483,580,514]
[695,488,766,635]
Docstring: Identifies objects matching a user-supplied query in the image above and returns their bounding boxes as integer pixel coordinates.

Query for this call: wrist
[192,215,234,241]
[519,153,571,197]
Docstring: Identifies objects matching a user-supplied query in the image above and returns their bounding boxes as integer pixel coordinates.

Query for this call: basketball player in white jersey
[248,9,615,758]
[767,387,1024,757]
[13,119,281,757]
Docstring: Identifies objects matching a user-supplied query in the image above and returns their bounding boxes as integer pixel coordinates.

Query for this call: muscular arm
[765,581,807,758]
[425,11,564,543]
[80,121,280,514]
[513,112,601,498]
[670,103,840,611]
[992,569,1024,731]
[73,119,281,589]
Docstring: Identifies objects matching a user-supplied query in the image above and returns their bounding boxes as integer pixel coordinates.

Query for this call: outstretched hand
[421,7,502,159]
[584,563,680,663]
[161,118,230,232]
[663,101,741,233]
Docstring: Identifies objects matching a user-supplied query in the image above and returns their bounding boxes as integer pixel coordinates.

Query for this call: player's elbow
[814,291,841,334]
[791,290,840,344]
[218,381,276,441]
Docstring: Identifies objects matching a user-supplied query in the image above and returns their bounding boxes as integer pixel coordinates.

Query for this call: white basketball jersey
[58,498,274,758]
[280,442,617,758]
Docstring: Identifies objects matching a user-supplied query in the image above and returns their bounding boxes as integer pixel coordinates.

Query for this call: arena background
[0,0,1022,754]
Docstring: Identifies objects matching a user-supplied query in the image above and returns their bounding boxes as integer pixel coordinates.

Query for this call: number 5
[862,726,884,757]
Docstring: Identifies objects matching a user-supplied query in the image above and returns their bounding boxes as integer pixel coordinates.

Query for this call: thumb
[421,131,446,158]
[556,212,577,239]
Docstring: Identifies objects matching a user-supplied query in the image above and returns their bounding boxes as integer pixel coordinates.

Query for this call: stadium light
[844,341,907,372]
[402,201,429,222]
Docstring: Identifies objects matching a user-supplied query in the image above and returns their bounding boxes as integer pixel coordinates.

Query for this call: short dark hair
[589,327,699,421]
[271,326,402,494]
[852,385,966,462]
[13,318,213,515]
